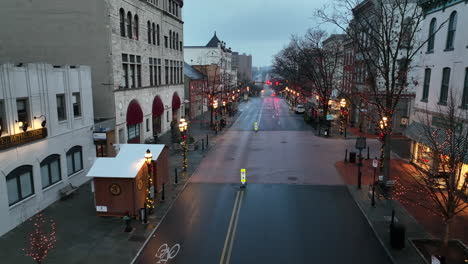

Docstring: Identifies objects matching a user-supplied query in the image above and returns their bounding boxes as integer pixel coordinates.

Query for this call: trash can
[349,152,357,163]
[390,223,406,249]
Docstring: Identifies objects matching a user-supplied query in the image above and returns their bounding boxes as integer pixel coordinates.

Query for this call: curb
[344,184,397,264]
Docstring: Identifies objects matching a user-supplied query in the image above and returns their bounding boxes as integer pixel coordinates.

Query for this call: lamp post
[144,149,154,222]
[379,117,388,172]
[179,118,188,172]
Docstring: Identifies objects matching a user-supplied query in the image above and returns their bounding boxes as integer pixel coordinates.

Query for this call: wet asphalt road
[133,89,391,264]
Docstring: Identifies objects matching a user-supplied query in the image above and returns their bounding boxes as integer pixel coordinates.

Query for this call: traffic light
[275,81,279,86]
[266,80,271,85]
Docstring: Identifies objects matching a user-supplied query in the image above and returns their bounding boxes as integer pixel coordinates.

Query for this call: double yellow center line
[219,190,244,264]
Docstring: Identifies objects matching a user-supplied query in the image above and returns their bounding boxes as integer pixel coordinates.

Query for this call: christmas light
[23,213,56,264]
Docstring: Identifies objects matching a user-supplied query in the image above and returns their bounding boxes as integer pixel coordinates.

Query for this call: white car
[295,105,305,114]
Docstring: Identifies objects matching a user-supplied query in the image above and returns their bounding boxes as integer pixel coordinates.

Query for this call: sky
[183,0,339,67]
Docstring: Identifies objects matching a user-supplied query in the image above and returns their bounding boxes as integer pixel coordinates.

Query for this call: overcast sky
[183,0,337,67]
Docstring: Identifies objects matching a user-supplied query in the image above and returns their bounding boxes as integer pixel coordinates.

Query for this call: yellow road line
[225,191,244,264]
[219,191,240,264]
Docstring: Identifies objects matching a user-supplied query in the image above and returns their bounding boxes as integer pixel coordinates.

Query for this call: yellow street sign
[240,168,246,184]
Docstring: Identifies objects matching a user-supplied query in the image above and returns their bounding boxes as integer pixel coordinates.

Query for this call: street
[132,89,391,264]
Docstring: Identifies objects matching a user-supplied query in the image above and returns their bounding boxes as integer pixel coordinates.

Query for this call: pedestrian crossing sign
[240,168,246,184]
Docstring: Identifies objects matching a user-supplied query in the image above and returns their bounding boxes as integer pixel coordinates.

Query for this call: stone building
[0,63,95,236]
[0,0,185,155]
[232,52,253,82]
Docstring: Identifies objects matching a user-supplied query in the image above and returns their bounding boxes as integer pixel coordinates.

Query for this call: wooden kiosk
[86,144,169,217]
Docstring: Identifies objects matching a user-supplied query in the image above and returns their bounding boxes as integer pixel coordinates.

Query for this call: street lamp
[144,149,154,220]
[179,118,188,172]
[355,137,367,189]
[379,116,388,172]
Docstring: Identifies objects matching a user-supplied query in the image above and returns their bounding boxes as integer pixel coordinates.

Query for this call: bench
[59,183,78,200]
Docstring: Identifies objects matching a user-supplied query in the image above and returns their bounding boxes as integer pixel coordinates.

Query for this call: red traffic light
[275,81,279,86]
[266,80,272,85]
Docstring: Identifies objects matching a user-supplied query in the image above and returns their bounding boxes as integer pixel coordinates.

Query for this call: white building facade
[185,33,238,91]
[406,0,468,193]
[0,63,95,236]
[0,0,185,156]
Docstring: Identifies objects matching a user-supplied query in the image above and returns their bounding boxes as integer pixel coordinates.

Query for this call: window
[422,68,431,101]
[133,15,139,40]
[157,25,160,46]
[169,30,172,49]
[0,100,6,135]
[175,4,178,17]
[157,59,162,86]
[147,21,151,44]
[169,0,172,13]
[66,146,83,176]
[166,110,169,122]
[445,12,457,50]
[41,154,61,189]
[427,18,436,53]
[72,93,81,117]
[165,59,169,84]
[153,115,161,135]
[152,22,156,45]
[146,118,150,132]
[136,56,142,87]
[56,94,66,121]
[164,36,168,48]
[122,54,129,88]
[6,165,34,206]
[176,33,179,50]
[127,12,132,40]
[149,58,154,86]
[119,8,125,37]
[180,41,183,51]
[439,67,450,104]
[16,98,29,125]
[170,60,173,84]
[462,68,468,108]
[127,123,140,142]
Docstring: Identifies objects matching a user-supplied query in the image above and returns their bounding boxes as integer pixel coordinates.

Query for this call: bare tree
[193,63,223,126]
[394,93,468,261]
[273,29,345,129]
[23,213,57,264]
[316,0,448,181]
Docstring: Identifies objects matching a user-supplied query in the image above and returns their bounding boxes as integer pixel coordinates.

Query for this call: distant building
[232,52,253,82]
[184,32,237,93]
[0,0,185,154]
[184,63,207,120]
[0,63,95,236]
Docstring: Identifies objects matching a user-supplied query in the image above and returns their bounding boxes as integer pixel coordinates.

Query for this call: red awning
[172,92,181,110]
[126,100,143,125]
[152,96,164,117]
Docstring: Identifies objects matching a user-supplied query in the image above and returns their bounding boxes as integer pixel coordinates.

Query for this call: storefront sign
[93,132,107,141]
[326,114,335,121]
[0,128,47,151]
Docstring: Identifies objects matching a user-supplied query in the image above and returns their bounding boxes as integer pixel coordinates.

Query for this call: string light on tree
[23,213,56,264]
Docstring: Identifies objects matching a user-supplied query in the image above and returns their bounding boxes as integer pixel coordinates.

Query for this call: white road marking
[155,243,180,264]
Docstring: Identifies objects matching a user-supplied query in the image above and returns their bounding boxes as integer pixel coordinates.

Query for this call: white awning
[86,144,165,179]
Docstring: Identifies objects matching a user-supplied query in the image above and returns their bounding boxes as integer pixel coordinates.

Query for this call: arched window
[445,11,457,50]
[40,154,62,189]
[133,14,139,40]
[156,24,160,46]
[176,33,179,50]
[173,31,176,50]
[6,165,34,206]
[152,23,156,45]
[147,21,151,44]
[119,8,125,37]
[427,18,436,52]
[169,30,172,49]
[66,146,83,176]
[422,68,431,101]
[127,12,133,39]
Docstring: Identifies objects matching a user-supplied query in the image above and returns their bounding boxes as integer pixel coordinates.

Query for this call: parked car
[295,104,305,114]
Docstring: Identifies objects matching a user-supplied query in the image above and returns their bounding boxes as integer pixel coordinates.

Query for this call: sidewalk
[0,111,240,264]
[335,159,468,263]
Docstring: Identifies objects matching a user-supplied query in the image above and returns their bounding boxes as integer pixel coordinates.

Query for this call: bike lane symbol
[155,243,180,264]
